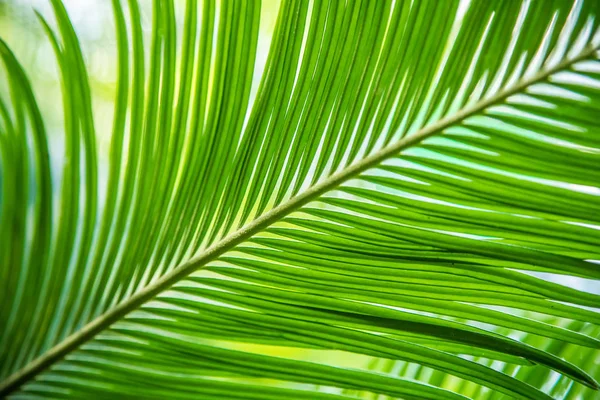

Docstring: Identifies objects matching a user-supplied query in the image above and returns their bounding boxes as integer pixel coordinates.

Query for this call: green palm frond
[1,0,600,398]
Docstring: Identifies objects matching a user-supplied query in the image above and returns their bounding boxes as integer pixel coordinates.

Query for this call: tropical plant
[1,0,600,398]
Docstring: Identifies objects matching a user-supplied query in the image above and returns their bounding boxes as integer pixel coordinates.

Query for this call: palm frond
[1,0,600,398]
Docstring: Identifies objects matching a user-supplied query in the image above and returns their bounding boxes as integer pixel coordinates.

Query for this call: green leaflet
[1,0,600,399]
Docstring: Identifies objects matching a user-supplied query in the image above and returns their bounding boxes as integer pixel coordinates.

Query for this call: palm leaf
[1,0,600,398]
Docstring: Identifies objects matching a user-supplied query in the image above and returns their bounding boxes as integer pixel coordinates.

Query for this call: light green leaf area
[1,0,600,399]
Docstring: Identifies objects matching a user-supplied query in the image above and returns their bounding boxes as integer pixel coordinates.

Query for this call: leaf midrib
[1,43,598,396]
